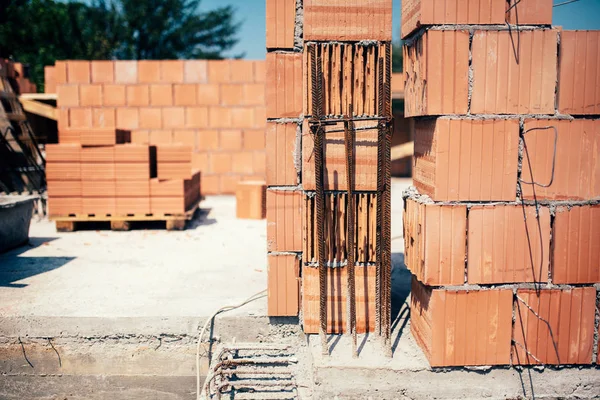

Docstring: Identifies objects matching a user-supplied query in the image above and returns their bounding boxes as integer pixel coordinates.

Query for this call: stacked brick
[46,131,200,216]
[0,59,37,93]
[265,0,394,354]
[51,59,266,194]
[402,0,600,367]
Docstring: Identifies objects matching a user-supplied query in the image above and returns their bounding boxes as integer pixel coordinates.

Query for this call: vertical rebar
[344,105,357,357]
[383,44,393,356]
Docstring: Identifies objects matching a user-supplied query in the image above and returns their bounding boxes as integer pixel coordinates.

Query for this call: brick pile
[0,59,37,93]
[402,0,600,367]
[265,0,393,354]
[46,131,200,216]
[50,59,266,194]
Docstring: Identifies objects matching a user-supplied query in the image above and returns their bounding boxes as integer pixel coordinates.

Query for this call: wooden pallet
[50,201,200,232]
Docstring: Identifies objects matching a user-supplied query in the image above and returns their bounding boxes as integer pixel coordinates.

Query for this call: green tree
[0,0,240,91]
[392,41,403,73]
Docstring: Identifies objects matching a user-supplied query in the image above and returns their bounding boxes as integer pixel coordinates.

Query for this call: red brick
[150,130,173,145]
[402,0,505,39]
[116,108,139,129]
[201,175,220,195]
[208,107,232,128]
[92,108,116,128]
[266,122,296,186]
[173,130,196,150]
[91,61,114,83]
[242,83,265,106]
[73,128,130,146]
[103,84,126,106]
[219,130,243,150]
[468,205,550,285]
[44,66,56,93]
[266,189,302,252]
[116,180,150,197]
[150,197,187,214]
[266,52,302,118]
[411,279,513,367]
[231,107,254,129]
[552,205,600,284]
[150,84,173,106]
[57,109,69,131]
[126,85,150,106]
[254,61,266,83]
[116,197,151,215]
[192,152,208,171]
[139,107,163,129]
[243,129,266,150]
[304,0,392,41]
[197,130,219,151]
[302,265,376,333]
[69,108,93,128]
[254,107,266,128]
[162,107,186,128]
[220,84,244,106]
[81,146,115,163]
[230,60,254,82]
[45,144,81,163]
[220,174,241,194]
[48,197,82,216]
[160,60,184,83]
[115,60,138,83]
[47,180,82,197]
[506,0,553,25]
[413,118,519,201]
[558,30,600,115]
[521,119,600,201]
[46,162,81,181]
[253,152,266,175]
[138,61,161,83]
[156,144,192,163]
[185,107,209,128]
[131,130,150,144]
[67,61,90,83]
[184,60,207,83]
[197,84,220,105]
[513,288,596,365]
[209,153,232,174]
[115,163,151,181]
[157,162,191,180]
[80,84,102,106]
[81,197,116,215]
[115,144,150,163]
[231,151,254,174]
[82,180,116,197]
[57,85,79,107]
[471,29,558,114]
[402,197,465,285]
[404,30,469,117]
[207,60,230,83]
[267,254,299,316]
[55,61,67,84]
[174,84,197,106]
[81,162,115,180]
[266,0,296,49]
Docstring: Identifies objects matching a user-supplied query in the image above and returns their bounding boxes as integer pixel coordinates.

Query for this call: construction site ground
[0,179,598,399]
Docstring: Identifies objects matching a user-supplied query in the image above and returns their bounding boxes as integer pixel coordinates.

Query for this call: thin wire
[554,0,580,7]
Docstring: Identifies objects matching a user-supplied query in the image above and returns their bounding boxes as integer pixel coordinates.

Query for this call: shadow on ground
[391,252,412,354]
[0,237,75,288]
[186,207,217,229]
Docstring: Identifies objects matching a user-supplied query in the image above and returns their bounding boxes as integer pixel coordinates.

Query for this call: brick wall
[402,0,600,367]
[53,59,266,195]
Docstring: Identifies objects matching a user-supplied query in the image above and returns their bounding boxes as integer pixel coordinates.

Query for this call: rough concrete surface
[1,179,598,399]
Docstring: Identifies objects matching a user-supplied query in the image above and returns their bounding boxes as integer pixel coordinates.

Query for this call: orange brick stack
[402,0,600,367]
[51,59,266,194]
[265,0,394,342]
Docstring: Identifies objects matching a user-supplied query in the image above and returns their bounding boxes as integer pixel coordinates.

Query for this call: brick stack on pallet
[402,0,600,367]
[46,130,200,230]
[50,59,266,194]
[265,0,393,355]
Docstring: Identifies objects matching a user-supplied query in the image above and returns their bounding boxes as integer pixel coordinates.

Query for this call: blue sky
[199,0,600,60]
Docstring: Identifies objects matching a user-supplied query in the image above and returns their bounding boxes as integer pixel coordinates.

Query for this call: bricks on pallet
[513,288,596,365]
[47,181,82,198]
[266,190,302,252]
[82,197,116,215]
[236,181,267,220]
[45,144,81,163]
[60,128,131,146]
[302,265,376,334]
[467,204,551,285]
[558,30,600,115]
[156,144,192,163]
[403,197,466,286]
[303,0,392,41]
[116,180,150,197]
[115,163,152,181]
[401,0,552,39]
[304,43,392,117]
[48,197,82,216]
[403,30,469,117]
[266,122,298,186]
[82,180,116,197]
[410,278,513,367]
[304,193,378,265]
[114,144,152,163]
[520,118,600,201]
[302,120,378,191]
[81,162,116,180]
[471,29,558,115]
[116,197,151,215]
[552,205,600,284]
[267,254,300,316]
[266,52,302,118]
[81,146,115,163]
[413,118,519,201]
[46,162,81,181]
